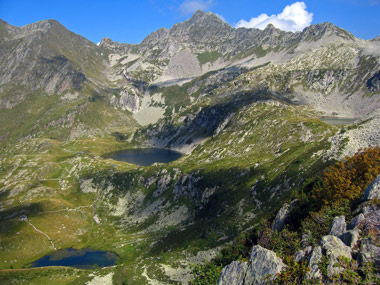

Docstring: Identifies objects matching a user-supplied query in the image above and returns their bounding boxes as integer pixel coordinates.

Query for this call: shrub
[190,263,223,285]
[275,258,311,284]
[301,200,351,246]
[257,226,300,260]
[312,147,380,206]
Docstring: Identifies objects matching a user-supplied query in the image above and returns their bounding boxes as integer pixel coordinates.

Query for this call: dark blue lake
[30,248,119,269]
[103,148,182,166]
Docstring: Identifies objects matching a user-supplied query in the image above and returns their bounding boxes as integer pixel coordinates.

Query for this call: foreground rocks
[218,175,380,283]
[218,245,287,284]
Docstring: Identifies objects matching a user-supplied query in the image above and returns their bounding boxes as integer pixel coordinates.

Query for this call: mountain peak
[301,22,355,41]
[169,10,231,41]
[187,10,226,25]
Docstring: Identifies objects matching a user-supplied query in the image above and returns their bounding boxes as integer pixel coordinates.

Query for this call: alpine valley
[0,10,380,284]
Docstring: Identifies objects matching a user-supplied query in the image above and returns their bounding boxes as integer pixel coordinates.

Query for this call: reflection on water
[103,148,182,166]
[30,248,119,269]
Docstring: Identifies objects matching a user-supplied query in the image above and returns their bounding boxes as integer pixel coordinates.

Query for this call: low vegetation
[190,147,380,284]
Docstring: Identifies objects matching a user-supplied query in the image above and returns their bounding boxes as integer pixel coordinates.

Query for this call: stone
[244,245,287,284]
[362,174,380,201]
[301,232,311,248]
[358,238,380,267]
[340,229,360,248]
[363,210,380,232]
[348,213,365,230]
[306,246,322,280]
[217,261,248,285]
[293,246,312,263]
[272,203,290,232]
[321,235,352,277]
[329,215,346,237]
[294,249,306,263]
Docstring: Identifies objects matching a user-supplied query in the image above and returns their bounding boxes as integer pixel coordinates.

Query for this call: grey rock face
[367,71,380,92]
[217,261,248,285]
[153,173,172,198]
[321,235,352,277]
[173,174,201,201]
[363,210,380,232]
[272,203,290,232]
[329,215,346,237]
[348,213,365,230]
[294,249,306,263]
[165,49,201,79]
[359,238,380,267]
[244,245,287,284]
[340,229,361,248]
[306,246,322,280]
[362,174,380,201]
[119,91,140,113]
[109,91,140,113]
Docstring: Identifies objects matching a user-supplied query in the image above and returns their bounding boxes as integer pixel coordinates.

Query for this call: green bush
[190,263,223,285]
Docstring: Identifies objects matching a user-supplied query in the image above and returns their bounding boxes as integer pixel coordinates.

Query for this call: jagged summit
[186,10,228,26]
[301,22,356,41]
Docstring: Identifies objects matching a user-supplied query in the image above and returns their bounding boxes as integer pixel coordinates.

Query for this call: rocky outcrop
[362,174,380,201]
[358,238,380,267]
[306,246,322,280]
[218,261,247,285]
[321,235,352,277]
[329,215,346,237]
[218,245,287,285]
[244,245,287,284]
[110,91,140,113]
[272,203,290,232]
[340,229,361,249]
[348,213,365,230]
[367,71,380,93]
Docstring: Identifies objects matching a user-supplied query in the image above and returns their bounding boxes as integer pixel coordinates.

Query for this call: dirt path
[25,216,56,250]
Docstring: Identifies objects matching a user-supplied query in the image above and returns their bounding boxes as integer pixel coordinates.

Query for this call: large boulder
[321,235,352,277]
[272,203,290,232]
[244,245,287,284]
[218,245,287,285]
[306,246,322,280]
[362,175,380,201]
[348,213,365,230]
[217,261,248,285]
[329,215,346,237]
[340,229,361,249]
[358,238,380,268]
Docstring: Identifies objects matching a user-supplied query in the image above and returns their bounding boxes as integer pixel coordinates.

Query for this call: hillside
[0,10,379,284]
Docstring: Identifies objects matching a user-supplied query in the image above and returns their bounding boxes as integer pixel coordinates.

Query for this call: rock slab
[321,235,352,277]
[272,203,290,232]
[329,215,346,237]
[306,246,323,280]
[218,245,287,285]
[362,174,380,201]
[244,245,287,284]
[217,261,248,285]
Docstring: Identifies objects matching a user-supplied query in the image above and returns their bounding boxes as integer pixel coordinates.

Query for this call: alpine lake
[103,148,183,166]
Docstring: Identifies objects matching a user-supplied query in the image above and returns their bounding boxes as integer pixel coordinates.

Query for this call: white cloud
[236,2,313,32]
[179,0,213,15]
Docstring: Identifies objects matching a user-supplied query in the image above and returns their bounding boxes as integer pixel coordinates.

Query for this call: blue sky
[0,0,379,44]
